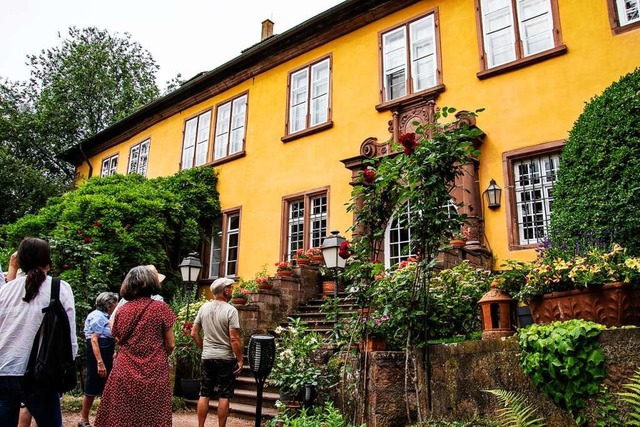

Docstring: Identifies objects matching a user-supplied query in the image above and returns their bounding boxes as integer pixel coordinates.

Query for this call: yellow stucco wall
[76,0,640,277]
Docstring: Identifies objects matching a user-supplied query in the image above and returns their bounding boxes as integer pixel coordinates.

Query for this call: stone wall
[354,328,640,426]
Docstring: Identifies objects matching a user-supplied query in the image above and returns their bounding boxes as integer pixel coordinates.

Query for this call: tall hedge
[550,68,640,254]
[0,167,219,345]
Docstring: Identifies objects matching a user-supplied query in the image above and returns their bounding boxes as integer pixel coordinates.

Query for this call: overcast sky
[0,0,344,88]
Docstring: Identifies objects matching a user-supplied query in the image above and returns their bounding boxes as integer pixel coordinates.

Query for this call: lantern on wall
[478,279,516,340]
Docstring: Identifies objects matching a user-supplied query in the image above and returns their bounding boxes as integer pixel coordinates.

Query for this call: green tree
[0,167,220,347]
[0,27,160,226]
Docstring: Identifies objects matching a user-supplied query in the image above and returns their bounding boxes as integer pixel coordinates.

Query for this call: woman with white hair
[78,291,119,427]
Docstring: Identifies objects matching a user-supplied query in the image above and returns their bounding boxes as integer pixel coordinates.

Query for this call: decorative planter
[295,258,311,265]
[359,336,387,352]
[232,297,248,305]
[180,378,200,400]
[322,280,336,295]
[276,269,293,277]
[310,254,324,265]
[257,282,273,290]
[450,239,466,248]
[528,281,640,327]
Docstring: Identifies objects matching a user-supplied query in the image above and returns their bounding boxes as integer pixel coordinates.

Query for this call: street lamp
[485,179,502,210]
[321,230,347,299]
[178,252,203,321]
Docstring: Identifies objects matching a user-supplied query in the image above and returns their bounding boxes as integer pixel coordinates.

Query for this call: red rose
[363,169,375,183]
[83,236,92,244]
[77,229,84,235]
[63,264,71,270]
[94,220,102,227]
[399,132,418,155]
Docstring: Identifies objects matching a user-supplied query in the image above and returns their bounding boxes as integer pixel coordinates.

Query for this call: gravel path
[56,408,258,427]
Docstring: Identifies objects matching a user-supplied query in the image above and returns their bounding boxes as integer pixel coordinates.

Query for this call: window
[181,110,212,170]
[383,200,458,268]
[209,218,222,279]
[127,139,149,176]
[476,0,565,76]
[381,12,440,103]
[608,0,640,33]
[224,212,240,277]
[503,141,563,248]
[100,154,118,177]
[214,94,248,161]
[287,57,331,135]
[283,191,328,260]
[384,203,416,268]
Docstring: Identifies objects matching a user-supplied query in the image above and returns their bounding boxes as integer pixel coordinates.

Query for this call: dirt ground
[57,408,257,427]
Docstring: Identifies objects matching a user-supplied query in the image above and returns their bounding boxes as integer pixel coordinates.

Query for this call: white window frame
[209,217,222,279]
[382,13,438,102]
[101,154,118,177]
[127,139,149,176]
[513,153,560,245]
[479,0,555,69]
[384,202,416,268]
[288,58,330,134]
[181,110,212,170]
[224,212,240,277]
[283,191,328,260]
[214,94,248,160]
[616,0,640,26]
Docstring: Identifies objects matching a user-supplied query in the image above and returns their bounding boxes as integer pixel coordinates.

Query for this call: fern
[618,369,640,426]
[484,389,545,427]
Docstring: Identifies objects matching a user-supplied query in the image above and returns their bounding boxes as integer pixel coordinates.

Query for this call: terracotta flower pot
[322,280,336,295]
[450,239,466,248]
[310,254,324,265]
[232,297,247,305]
[359,336,387,352]
[277,269,292,277]
[528,282,640,327]
[257,283,273,290]
[295,258,311,265]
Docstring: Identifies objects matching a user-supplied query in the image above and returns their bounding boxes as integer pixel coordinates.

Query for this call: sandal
[77,422,92,427]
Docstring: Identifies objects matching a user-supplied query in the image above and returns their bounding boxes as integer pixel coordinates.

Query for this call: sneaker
[77,422,91,427]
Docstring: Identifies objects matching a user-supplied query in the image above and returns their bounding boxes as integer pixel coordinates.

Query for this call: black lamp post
[485,179,502,209]
[321,230,347,299]
[248,335,276,427]
[178,252,203,321]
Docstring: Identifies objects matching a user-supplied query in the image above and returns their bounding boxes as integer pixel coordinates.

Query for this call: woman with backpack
[0,237,78,427]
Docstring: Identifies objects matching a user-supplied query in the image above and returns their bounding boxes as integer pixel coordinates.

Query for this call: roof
[61,0,420,165]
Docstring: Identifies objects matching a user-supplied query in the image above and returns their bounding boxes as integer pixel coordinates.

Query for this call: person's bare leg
[217,397,230,427]
[196,396,210,427]
[79,395,95,425]
[18,406,33,427]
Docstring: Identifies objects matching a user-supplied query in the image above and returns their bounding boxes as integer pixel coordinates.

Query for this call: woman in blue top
[78,292,119,427]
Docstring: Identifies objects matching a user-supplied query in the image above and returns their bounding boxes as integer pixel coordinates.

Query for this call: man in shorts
[190,277,243,427]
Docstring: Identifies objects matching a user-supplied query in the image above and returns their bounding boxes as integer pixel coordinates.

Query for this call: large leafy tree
[0,167,220,347]
[0,27,160,226]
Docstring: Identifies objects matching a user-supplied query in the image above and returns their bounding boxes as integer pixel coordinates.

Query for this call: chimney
[261,19,274,41]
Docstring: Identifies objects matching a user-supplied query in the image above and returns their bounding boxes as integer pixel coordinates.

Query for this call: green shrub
[551,68,640,255]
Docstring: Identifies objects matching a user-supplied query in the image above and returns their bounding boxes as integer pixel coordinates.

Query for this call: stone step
[185,397,279,419]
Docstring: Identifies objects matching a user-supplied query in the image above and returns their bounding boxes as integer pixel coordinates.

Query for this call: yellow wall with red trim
[74,0,640,277]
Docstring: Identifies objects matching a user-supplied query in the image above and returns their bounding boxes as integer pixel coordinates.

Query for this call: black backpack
[25,277,77,393]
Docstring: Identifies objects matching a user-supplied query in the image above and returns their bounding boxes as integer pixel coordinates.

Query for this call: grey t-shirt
[193,300,240,360]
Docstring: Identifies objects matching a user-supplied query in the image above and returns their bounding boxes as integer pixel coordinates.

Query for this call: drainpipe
[79,144,93,178]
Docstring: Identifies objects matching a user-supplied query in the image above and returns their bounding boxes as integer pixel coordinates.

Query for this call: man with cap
[190,277,243,427]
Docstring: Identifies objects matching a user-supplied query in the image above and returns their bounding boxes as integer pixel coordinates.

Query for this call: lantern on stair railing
[248,334,276,427]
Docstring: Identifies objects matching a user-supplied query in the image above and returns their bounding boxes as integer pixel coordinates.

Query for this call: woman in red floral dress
[95,266,176,427]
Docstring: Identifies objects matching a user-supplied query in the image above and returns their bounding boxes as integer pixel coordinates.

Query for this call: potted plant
[449,226,471,248]
[231,285,250,305]
[275,261,294,277]
[514,242,640,326]
[268,317,322,401]
[171,296,208,399]
[293,248,311,265]
[256,274,274,290]
[306,247,324,264]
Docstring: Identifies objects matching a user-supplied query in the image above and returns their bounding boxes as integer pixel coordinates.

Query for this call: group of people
[0,237,245,427]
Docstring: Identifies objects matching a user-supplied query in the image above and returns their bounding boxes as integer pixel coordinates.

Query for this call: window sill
[375,84,445,112]
[477,45,568,80]
[612,20,640,35]
[509,242,541,251]
[281,121,333,143]
[207,151,246,167]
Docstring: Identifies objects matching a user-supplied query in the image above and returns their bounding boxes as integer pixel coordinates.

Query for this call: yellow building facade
[65,0,640,280]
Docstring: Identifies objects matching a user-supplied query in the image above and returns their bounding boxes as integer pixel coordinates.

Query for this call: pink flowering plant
[293,248,310,260]
[275,261,293,271]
